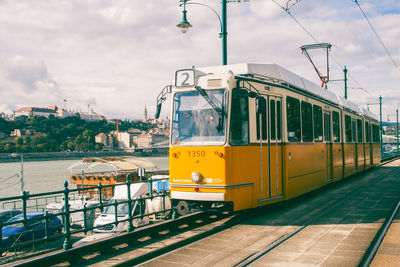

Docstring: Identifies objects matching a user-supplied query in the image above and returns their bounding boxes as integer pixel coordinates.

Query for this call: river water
[0,157,169,198]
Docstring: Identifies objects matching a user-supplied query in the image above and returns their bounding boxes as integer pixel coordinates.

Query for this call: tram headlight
[191,172,201,183]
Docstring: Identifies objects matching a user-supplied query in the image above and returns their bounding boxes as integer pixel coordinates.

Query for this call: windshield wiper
[195,86,225,133]
[195,86,224,115]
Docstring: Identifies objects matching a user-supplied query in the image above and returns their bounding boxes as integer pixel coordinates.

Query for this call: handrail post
[44,211,49,245]
[98,183,103,213]
[22,191,28,222]
[149,176,153,199]
[83,203,88,234]
[63,181,72,250]
[0,221,3,255]
[113,198,118,228]
[140,196,144,219]
[127,180,134,232]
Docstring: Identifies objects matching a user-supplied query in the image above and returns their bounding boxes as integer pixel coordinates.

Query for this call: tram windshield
[172,89,227,146]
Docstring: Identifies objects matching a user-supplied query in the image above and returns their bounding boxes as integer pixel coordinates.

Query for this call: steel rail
[114,212,245,267]
[358,199,400,267]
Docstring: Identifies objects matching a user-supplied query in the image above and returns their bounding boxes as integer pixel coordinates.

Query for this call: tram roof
[198,63,376,120]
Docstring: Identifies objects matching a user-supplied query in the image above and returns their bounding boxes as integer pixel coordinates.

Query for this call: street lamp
[177,0,228,65]
[11,153,24,195]
[176,3,192,33]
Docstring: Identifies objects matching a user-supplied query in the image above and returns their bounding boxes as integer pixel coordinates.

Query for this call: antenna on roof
[300,43,332,89]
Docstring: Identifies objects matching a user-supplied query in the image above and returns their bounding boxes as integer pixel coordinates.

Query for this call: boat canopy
[68,156,156,175]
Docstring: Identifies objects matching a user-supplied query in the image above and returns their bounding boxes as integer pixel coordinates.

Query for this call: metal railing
[0,176,171,256]
[381,142,400,160]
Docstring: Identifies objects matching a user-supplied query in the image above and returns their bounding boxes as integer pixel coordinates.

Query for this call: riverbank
[0,148,169,163]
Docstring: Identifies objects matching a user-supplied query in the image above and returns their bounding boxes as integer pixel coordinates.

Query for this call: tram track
[99,159,400,267]
[233,160,400,267]
[11,209,234,267]
[128,159,400,267]
[358,199,400,267]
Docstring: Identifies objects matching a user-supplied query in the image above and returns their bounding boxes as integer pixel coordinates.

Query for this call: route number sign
[175,69,195,88]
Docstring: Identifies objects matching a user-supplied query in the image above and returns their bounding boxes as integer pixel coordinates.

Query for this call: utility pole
[379,95,382,156]
[344,66,348,99]
[221,0,227,65]
[397,109,399,152]
[330,65,349,99]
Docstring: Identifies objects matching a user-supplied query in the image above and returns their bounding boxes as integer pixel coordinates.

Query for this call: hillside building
[14,106,105,121]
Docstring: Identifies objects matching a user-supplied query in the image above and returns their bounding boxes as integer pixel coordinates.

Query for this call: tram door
[256,96,268,200]
[352,119,358,171]
[324,111,333,181]
[256,95,283,201]
[269,96,283,198]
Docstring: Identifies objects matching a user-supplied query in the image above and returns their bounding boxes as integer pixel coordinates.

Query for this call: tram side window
[345,115,352,143]
[376,125,380,143]
[230,88,249,145]
[324,112,331,142]
[357,119,363,143]
[256,97,267,141]
[373,124,380,143]
[332,111,340,143]
[365,122,370,142]
[277,100,282,140]
[270,100,276,140]
[301,101,313,142]
[286,96,301,142]
[313,105,323,142]
[352,120,356,143]
[372,125,376,143]
[369,125,373,143]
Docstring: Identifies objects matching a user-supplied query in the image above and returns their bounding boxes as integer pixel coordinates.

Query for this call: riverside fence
[0,176,171,256]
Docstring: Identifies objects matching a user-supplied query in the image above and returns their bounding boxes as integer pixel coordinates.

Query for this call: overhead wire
[353,0,400,75]
[0,174,20,183]
[0,182,19,192]
[270,0,373,97]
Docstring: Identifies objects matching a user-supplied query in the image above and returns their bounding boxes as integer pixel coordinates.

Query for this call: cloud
[2,55,58,93]
[0,0,398,120]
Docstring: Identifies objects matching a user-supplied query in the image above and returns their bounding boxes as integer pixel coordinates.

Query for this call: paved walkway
[143,159,400,267]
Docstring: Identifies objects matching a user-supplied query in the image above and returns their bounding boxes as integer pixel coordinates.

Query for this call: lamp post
[177,0,228,65]
[366,96,383,157]
[329,66,348,99]
[387,109,399,153]
[11,153,24,195]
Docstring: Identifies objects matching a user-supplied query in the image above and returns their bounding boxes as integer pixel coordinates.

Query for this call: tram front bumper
[171,191,225,201]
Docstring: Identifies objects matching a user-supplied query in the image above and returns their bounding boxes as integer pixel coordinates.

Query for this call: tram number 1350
[188,151,206,157]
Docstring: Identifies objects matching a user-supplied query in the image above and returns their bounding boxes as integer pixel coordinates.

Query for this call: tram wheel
[176,200,190,216]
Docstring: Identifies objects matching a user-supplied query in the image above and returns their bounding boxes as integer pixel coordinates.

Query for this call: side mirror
[155,85,172,119]
[155,103,162,119]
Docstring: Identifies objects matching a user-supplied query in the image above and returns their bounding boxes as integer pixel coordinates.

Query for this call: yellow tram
[167,63,380,213]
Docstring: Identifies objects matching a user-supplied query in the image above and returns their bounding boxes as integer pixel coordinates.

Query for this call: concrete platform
[371,201,400,267]
[142,159,400,267]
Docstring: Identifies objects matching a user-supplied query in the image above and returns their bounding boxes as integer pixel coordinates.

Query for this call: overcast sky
[0,0,399,121]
